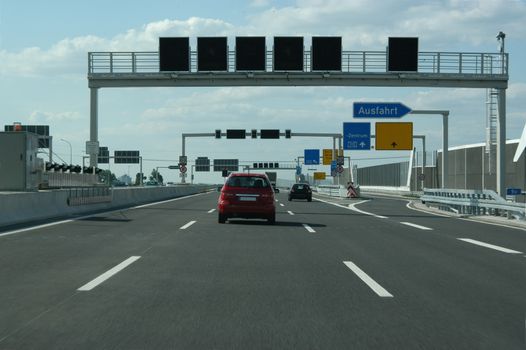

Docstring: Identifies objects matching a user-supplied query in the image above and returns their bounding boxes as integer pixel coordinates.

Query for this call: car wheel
[218,213,226,224]
[288,197,292,201]
[267,213,276,225]
[308,197,312,202]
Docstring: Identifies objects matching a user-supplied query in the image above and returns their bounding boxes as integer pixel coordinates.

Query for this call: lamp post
[60,138,72,164]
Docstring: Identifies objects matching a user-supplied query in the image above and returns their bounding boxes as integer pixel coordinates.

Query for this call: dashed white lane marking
[343,261,393,298]
[313,197,388,219]
[208,209,216,213]
[400,222,433,230]
[180,221,196,230]
[287,211,295,216]
[275,199,279,202]
[78,256,141,291]
[457,238,523,254]
[303,224,316,233]
[279,203,285,207]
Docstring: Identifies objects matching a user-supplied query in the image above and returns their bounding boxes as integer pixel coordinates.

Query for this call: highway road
[0,191,524,349]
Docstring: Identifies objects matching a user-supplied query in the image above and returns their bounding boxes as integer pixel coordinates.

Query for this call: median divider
[0,185,213,228]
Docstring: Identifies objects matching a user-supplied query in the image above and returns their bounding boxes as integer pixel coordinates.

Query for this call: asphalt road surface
[0,191,524,349]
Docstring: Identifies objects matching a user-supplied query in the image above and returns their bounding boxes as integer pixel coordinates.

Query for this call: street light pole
[60,138,72,164]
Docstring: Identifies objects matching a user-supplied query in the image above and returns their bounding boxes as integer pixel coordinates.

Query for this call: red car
[218,173,276,224]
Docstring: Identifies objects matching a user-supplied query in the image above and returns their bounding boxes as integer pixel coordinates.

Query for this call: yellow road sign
[313,172,326,180]
[322,149,333,165]
[375,122,413,150]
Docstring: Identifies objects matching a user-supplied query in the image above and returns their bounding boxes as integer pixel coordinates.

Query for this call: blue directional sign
[304,149,320,165]
[506,188,523,196]
[330,160,337,176]
[343,122,371,150]
[353,102,412,118]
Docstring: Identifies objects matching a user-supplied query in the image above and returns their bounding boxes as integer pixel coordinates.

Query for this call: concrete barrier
[0,185,213,228]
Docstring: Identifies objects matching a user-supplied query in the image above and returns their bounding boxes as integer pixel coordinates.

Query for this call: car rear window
[293,184,309,190]
[226,176,270,188]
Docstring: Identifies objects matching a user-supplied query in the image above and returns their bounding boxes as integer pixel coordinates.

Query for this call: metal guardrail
[88,51,508,76]
[421,188,525,219]
[67,186,112,206]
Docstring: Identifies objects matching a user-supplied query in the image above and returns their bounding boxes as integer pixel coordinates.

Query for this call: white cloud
[2,1,525,77]
[28,110,82,123]
[250,0,271,8]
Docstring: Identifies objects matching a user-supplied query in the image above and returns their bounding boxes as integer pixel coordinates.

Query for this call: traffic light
[274,163,279,168]
[251,129,257,138]
[269,163,274,168]
[45,162,53,171]
[253,163,257,168]
[215,129,221,139]
[285,129,291,138]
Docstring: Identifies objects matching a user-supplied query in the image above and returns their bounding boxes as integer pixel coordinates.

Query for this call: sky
[1,0,525,184]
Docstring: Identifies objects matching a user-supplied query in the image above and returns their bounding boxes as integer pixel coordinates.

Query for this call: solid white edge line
[303,224,316,233]
[180,220,196,230]
[405,201,451,218]
[78,256,141,291]
[208,209,216,213]
[0,191,211,238]
[287,211,295,216]
[400,222,433,230]
[313,197,388,219]
[457,238,523,254]
[0,219,74,238]
[343,261,393,298]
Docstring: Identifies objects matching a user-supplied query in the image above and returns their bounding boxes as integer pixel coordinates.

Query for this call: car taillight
[220,191,235,200]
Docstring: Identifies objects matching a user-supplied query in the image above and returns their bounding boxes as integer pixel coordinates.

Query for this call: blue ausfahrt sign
[343,122,371,150]
[353,102,412,118]
[304,149,320,165]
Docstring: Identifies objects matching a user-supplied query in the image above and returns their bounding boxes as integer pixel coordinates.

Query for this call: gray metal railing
[88,50,508,75]
[421,188,525,219]
[67,186,112,206]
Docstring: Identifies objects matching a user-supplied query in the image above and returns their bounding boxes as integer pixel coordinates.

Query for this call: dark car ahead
[288,183,312,202]
[218,173,276,224]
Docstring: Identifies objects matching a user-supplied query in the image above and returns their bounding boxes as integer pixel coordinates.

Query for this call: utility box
[0,131,41,191]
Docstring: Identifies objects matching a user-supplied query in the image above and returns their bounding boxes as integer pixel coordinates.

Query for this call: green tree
[150,169,164,184]
[135,172,146,186]
[99,169,116,184]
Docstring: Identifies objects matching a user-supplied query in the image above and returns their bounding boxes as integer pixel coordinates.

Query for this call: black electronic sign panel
[195,157,210,172]
[311,36,342,71]
[4,124,50,148]
[198,37,228,71]
[273,37,304,71]
[213,159,238,172]
[235,36,266,71]
[98,146,109,164]
[226,129,246,139]
[260,129,280,139]
[159,37,190,72]
[388,37,418,72]
[114,150,140,164]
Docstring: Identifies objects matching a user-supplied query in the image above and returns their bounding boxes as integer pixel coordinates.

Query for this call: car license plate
[239,197,256,201]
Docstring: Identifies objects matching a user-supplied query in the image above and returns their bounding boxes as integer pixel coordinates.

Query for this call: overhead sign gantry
[87,34,509,194]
